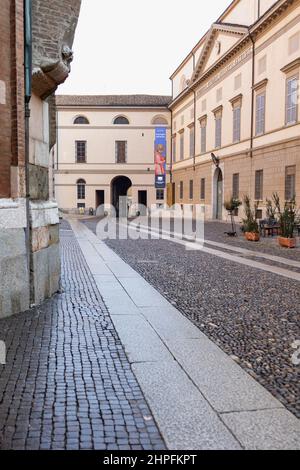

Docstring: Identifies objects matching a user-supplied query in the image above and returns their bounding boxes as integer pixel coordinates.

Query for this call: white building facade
[55,95,171,216]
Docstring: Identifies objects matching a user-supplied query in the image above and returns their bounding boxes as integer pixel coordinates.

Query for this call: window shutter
[200,178,205,200]
[232,173,239,199]
[285,166,296,200]
[255,170,263,200]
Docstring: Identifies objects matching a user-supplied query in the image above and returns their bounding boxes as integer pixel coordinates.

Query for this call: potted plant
[224,197,241,236]
[272,193,297,248]
[242,195,260,241]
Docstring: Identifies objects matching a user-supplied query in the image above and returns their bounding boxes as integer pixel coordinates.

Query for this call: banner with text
[154,127,167,189]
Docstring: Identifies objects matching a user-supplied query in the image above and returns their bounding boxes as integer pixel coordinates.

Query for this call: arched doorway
[111,176,132,217]
[213,167,223,220]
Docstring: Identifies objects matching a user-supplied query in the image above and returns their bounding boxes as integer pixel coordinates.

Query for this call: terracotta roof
[56,94,172,107]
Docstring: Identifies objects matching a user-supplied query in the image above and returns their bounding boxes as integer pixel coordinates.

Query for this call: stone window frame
[179,129,185,161]
[75,140,87,163]
[73,115,90,125]
[253,79,268,136]
[255,169,264,201]
[188,123,195,158]
[77,179,86,200]
[115,140,128,163]
[229,94,242,143]
[285,165,296,201]
[189,179,194,200]
[281,58,300,126]
[232,173,239,200]
[179,181,184,200]
[172,134,177,163]
[212,105,223,149]
[198,115,207,155]
[200,177,206,200]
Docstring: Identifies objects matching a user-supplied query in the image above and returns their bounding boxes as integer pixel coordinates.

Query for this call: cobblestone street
[83,218,300,419]
[0,224,165,450]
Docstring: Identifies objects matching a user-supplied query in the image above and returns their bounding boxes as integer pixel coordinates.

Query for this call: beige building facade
[55,95,171,216]
[170,0,300,220]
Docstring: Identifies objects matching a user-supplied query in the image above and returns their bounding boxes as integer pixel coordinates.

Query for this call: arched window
[113,116,129,125]
[74,116,89,125]
[152,115,168,126]
[77,179,86,200]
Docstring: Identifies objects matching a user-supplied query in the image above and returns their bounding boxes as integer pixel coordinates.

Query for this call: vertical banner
[154,127,167,189]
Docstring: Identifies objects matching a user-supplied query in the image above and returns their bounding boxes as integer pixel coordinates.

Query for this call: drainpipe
[24,0,32,285]
[257,0,261,19]
[249,30,256,197]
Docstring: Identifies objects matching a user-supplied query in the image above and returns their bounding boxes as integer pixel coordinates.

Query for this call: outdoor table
[262,224,280,237]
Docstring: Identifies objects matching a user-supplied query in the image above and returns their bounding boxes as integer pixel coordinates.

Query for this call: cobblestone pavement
[0,223,165,450]
[82,218,300,419]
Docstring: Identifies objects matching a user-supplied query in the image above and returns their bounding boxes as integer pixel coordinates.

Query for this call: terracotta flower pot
[245,232,260,242]
[278,237,296,249]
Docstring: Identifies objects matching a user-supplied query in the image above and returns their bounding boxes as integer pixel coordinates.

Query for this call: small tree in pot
[242,195,260,241]
[272,193,297,248]
[224,197,242,237]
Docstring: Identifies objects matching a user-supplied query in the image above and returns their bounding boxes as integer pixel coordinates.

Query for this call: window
[286,76,298,125]
[200,178,205,200]
[77,179,86,200]
[179,181,184,200]
[285,165,296,200]
[114,116,129,125]
[200,117,207,154]
[180,132,184,160]
[215,114,222,148]
[74,116,89,125]
[255,170,264,200]
[172,136,176,163]
[76,141,86,163]
[232,173,239,199]
[152,116,168,125]
[189,180,194,200]
[77,203,86,209]
[233,105,241,143]
[256,93,265,135]
[156,189,164,200]
[115,141,127,163]
[189,126,195,157]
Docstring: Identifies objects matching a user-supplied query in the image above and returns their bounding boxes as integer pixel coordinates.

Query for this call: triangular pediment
[192,23,248,82]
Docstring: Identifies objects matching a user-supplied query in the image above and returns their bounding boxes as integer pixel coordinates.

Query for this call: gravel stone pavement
[82,218,300,419]
[0,222,165,450]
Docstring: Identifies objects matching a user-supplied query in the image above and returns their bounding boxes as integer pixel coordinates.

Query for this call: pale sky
[58,0,230,96]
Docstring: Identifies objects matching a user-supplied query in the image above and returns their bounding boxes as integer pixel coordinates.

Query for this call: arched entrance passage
[111,176,132,217]
[213,167,223,220]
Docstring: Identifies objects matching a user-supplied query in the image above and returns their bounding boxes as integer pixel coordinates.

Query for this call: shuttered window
[200,178,205,200]
[256,93,265,135]
[76,141,87,163]
[286,77,298,125]
[233,106,241,143]
[232,173,239,199]
[215,116,222,148]
[200,118,207,154]
[172,137,176,162]
[255,170,264,200]
[189,126,195,157]
[189,180,194,200]
[285,165,296,200]
[115,141,127,163]
[180,133,184,161]
[77,179,86,200]
[180,181,184,200]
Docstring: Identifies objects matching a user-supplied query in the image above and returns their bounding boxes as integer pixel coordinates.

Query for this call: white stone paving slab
[167,338,283,413]
[222,409,300,450]
[140,306,204,340]
[111,315,173,363]
[106,260,141,278]
[133,361,242,450]
[119,277,171,307]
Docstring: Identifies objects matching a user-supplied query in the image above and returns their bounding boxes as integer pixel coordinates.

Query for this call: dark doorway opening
[216,168,223,220]
[111,176,132,217]
[138,190,147,216]
[95,190,105,216]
